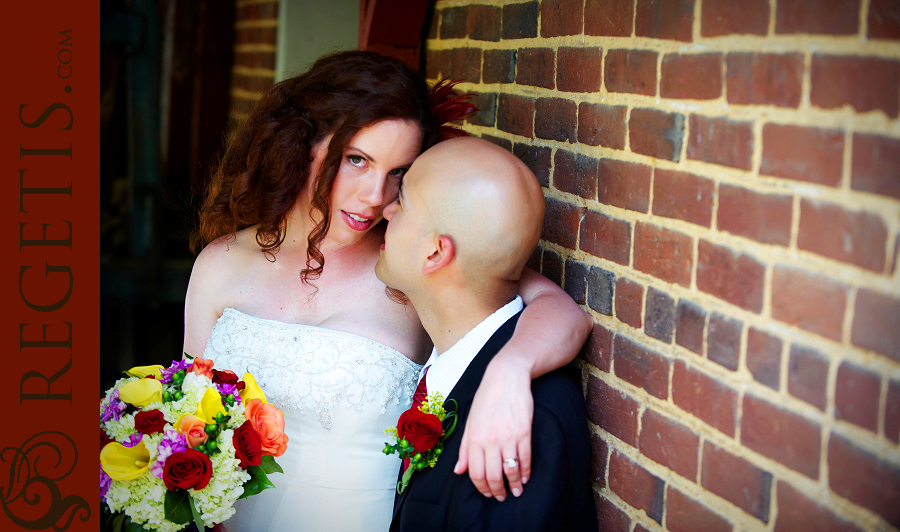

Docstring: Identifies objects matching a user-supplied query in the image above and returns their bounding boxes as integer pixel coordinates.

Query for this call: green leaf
[122,516,144,532]
[164,489,192,525]
[190,495,205,531]
[110,512,125,532]
[238,476,259,499]
[241,464,276,498]
[183,352,195,360]
[397,466,415,494]
[259,454,283,475]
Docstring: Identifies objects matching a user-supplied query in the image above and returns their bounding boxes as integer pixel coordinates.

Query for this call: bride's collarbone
[236,275,395,323]
[223,281,424,360]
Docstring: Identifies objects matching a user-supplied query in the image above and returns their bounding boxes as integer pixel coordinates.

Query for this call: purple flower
[122,433,144,448]
[101,390,127,422]
[101,466,112,499]
[150,430,188,479]
[216,382,241,404]
[160,359,191,384]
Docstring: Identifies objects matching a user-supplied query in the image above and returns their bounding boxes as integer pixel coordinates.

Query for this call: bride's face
[312,119,422,249]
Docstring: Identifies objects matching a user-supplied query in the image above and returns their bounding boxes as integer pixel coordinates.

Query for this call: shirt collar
[420,296,524,398]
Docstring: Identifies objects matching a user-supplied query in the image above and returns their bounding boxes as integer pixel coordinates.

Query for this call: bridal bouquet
[100,355,288,531]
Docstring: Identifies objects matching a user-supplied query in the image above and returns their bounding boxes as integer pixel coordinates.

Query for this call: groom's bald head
[416,137,544,284]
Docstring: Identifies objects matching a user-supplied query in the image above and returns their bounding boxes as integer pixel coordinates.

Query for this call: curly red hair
[191,51,439,282]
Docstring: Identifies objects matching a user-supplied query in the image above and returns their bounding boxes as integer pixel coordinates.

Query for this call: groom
[375,137,597,531]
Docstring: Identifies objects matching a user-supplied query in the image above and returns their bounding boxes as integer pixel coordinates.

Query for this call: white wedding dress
[204,308,421,531]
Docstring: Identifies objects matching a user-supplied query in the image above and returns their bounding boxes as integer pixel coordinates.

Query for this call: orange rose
[175,415,209,448]
[188,358,214,379]
[244,398,288,457]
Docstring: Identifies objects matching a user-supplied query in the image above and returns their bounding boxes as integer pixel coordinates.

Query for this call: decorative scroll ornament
[0,430,90,530]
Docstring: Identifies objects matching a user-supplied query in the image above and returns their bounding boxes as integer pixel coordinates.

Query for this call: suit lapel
[391,312,522,526]
[437,312,520,448]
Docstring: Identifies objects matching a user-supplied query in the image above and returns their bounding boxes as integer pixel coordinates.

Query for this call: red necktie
[404,367,429,471]
[411,366,429,411]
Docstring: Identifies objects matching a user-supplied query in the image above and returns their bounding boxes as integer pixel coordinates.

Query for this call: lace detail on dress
[204,308,421,430]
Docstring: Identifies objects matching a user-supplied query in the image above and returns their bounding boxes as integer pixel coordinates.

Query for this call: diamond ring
[503,458,518,468]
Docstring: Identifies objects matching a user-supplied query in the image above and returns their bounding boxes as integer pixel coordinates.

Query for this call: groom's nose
[383,199,398,220]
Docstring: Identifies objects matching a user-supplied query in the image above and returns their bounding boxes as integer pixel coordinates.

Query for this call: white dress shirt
[419,296,524,398]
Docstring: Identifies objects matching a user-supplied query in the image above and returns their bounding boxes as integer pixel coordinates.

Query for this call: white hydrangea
[106,469,183,532]
[103,412,136,442]
[190,428,252,527]
[226,402,248,425]
[141,431,164,462]
[181,371,215,399]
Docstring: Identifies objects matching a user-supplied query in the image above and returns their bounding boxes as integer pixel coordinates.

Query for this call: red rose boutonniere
[383,392,457,493]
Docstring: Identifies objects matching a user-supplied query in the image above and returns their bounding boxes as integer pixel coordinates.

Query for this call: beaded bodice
[204,308,421,429]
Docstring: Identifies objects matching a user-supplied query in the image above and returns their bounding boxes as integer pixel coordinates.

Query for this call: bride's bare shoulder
[187,229,263,300]
[195,228,259,269]
[184,230,263,354]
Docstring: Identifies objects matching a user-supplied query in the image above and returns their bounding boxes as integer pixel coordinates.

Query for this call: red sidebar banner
[0,1,100,531]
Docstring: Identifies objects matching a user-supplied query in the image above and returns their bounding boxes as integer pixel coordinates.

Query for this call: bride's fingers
[516,438,532,487]
[501,446,523,498]
[467,444,491,498]
[454,429,469,475]
[484,446,507,501]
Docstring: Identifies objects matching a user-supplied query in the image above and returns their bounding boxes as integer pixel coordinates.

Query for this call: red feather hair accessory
[429,79,478,142]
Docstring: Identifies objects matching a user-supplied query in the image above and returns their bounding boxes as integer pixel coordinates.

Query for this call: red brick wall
[424,1,900,530]
[230,0,278,123]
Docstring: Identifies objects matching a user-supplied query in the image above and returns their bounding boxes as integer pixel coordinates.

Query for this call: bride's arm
[183,243,230,357]
[454,266,592,501]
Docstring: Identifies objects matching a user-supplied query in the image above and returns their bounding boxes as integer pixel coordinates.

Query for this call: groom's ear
[422,234,454,275]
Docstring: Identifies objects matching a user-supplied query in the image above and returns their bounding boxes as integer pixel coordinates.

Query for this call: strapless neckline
[220,307,417,367]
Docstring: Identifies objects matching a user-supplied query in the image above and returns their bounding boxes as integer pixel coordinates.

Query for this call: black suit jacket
[390,313,597,532]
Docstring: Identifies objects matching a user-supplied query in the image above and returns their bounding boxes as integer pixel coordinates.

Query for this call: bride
[183,51,591,531]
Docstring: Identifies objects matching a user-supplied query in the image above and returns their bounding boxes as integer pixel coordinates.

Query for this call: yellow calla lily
[124,364,165,380]
[239,372,267,404]
[117,378,163,407]
[173,413,190,431]
[100,440,151,480]
[194,388,226,424]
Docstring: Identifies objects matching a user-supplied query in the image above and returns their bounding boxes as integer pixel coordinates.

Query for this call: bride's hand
[454,352,533,501]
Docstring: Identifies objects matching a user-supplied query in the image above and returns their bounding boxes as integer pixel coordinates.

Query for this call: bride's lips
[341,210,374,231]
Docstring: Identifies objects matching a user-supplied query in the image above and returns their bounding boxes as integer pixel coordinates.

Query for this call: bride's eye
[389,168,408,177]
[347,155,366,167]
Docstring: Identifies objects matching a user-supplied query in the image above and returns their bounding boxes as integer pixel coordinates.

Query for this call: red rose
[397,408,443,454]
[232,420,262,469]
[134,409,167,435]
[162,449,213,491]
[212,369,239,386]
